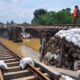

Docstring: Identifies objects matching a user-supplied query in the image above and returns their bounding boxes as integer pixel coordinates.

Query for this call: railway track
[0,42,61,80]
[25,24,80,30]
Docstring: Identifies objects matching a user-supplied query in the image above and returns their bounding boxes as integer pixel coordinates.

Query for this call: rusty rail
[0,70,4,80]
[28,64,50,80]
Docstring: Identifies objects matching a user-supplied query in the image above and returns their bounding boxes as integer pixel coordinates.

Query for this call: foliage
[32,8,74,25]
[11,20,15,24]
[21,22,28,26]
[31,9,47,25]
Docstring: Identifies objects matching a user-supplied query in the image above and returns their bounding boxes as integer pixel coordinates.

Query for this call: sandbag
[0,60,8,70]
[55,28,80,47]
[19,57,34,69]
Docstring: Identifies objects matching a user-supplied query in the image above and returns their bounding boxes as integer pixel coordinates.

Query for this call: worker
[73,5,79,24]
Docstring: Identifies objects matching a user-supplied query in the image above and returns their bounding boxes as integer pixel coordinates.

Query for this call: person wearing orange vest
[73,5,79,24]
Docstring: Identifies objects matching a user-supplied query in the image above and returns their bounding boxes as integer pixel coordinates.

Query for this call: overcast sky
[0,0,80,23]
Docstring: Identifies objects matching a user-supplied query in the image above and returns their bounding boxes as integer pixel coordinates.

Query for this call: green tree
[56,10,72,24]
[11,20,14,24]
[34,9,47,18]
[39,11,57,25]
[32,9,47,25]
[32,8,73,25]
[22,22,28,26]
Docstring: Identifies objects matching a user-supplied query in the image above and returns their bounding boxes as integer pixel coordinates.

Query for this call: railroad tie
[11,73,48,80]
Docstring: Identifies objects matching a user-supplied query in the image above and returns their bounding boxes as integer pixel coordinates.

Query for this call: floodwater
[20,45,40,60]
[0,38,40,60]
[23,38,40,51]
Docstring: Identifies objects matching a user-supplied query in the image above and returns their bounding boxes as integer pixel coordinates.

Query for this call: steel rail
[28,64,50,80]
[0,70,4,80]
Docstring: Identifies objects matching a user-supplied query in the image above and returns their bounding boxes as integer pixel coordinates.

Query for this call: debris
[21,32,32,39]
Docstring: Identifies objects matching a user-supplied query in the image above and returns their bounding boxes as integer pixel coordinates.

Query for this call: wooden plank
[4,70,29,76]
[0,55,13,57]
[0,56,14,58]
[12,73,48,80]
[4,68,41,76]
[3,58,17,62]
[7,66,20,70]
[6,62,19,65]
